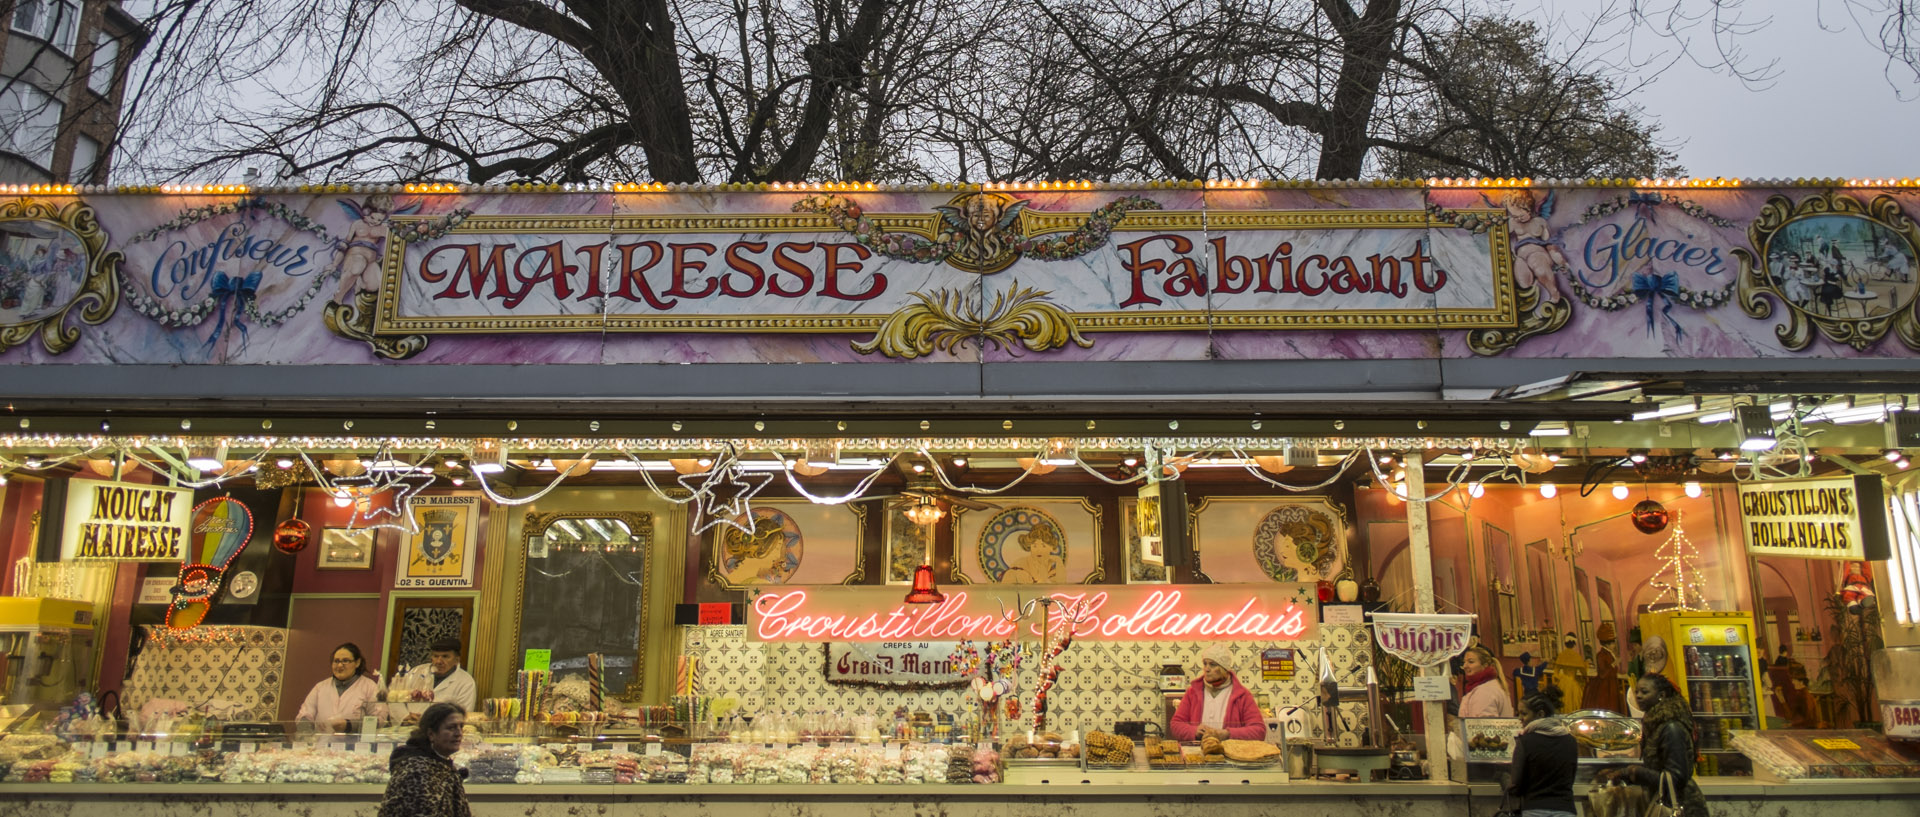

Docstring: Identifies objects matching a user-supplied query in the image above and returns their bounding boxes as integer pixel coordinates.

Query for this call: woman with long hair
[1598,673,1708,817]
[379,702,470,817]
[1507,686,1577,817]
[1459,645,1515,718]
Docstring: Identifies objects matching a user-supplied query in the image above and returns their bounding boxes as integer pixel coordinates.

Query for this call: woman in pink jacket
[1169,644,1267,741]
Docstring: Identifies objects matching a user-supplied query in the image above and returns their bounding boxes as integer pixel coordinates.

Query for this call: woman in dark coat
[1599,674,1707,817]
[1507,686,1577,817]
[379,702,471,817]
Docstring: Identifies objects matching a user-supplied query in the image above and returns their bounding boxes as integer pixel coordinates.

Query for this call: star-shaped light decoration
[679,444,772,536]
[323,445,437,534]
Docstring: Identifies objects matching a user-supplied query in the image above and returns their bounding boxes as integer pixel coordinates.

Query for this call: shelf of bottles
[1683,644,1758,775]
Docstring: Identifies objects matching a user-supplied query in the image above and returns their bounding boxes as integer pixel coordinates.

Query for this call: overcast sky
[1591,0,1918,178]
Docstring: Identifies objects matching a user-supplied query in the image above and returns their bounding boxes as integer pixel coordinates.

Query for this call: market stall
[0,179,1918,816]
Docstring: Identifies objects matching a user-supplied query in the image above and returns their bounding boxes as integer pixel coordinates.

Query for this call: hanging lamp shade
[904,565,945,604]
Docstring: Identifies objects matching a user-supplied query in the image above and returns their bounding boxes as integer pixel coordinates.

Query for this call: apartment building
[0,0,144,183]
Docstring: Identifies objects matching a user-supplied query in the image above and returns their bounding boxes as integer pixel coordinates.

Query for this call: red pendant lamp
[904,565,945,604]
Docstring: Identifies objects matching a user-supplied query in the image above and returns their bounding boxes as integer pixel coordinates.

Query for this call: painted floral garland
[1423,203,1497,234]
[1567,274,1736,311]
[1016,196,1162,260]
[127,198,335,245]
[1571,193,1740,229]
[792,193,1160,263]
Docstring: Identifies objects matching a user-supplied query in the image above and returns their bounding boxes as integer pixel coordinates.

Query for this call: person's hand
[326,718,350,733]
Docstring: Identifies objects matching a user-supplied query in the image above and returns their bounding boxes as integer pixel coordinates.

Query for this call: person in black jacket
[1506,686,1577,817]
[1597,673,1707,817]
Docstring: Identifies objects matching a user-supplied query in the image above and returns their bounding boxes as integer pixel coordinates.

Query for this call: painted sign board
[0,183,1915,368]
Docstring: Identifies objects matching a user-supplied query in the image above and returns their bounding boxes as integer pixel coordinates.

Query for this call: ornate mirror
[519,512,654,697]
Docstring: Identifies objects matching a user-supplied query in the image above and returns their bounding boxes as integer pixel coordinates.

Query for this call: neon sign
[748,584,1317,643]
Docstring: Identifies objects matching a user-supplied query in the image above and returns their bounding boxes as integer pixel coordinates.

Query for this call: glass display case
[1456,714,1639,785]
[0,716,1015,787]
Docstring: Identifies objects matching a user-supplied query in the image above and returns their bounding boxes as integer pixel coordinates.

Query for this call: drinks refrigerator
[0,598,96,710]
[1639,610,1764,776]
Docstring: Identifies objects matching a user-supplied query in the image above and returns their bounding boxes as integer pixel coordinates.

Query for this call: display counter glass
[0,718,1295,787]
[1730,729,1920,782]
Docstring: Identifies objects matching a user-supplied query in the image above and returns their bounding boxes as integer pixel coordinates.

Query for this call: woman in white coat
[297,642,383,732]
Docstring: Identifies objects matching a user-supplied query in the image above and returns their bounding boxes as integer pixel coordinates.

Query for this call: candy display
[1731,730,1920,780]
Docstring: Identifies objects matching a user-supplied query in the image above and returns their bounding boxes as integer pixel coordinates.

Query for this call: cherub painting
[331,195,421,304]
[1503,189,1567,302]
[934,193,1028,271]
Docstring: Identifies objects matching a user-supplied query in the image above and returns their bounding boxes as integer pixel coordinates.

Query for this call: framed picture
[881,505,930,586]
[317,528,375,570]
[1120,498,1169,584]
[707,500,865,589]
[952,497,1102,584]
[394,495,481,589]
[384,594,475,679]
[1192,496,1348,583]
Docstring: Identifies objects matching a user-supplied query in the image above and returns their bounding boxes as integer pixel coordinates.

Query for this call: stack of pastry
[1084,731,1135,766]
[1222,739,1281,765]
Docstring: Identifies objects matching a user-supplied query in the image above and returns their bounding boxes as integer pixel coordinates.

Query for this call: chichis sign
[1737,475,1889,561]
[1369,612,1476,668]
[60,479,194,561]
[749,584,1317,643]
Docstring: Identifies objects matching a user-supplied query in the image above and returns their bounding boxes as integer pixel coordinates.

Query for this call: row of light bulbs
[26,177,1918,197]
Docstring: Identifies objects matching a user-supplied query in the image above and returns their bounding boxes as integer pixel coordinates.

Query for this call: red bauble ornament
[1630,499,1670,534]
[274,518,312,554]
[1317,580,1335,602]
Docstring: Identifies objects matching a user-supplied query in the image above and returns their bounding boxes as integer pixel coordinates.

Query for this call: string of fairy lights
[0,432,1549,532]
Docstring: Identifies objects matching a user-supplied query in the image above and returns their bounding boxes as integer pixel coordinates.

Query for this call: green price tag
[524,649,551,672]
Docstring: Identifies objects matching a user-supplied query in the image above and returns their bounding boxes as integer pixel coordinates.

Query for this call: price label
[1321,604,1364,625]
[239,742,257,754]
[376,743,392,755]
[170,743,188,757]
[140,741,157,754]
[884,743,902,761]
[89,743,108,759]
[1410,675,1452,701]
[644,742,662,757]
[1813,738,1861,751]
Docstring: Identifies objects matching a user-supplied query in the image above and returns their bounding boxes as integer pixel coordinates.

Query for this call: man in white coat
[395,637,477,723]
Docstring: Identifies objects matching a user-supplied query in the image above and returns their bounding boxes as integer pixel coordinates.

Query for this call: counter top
[0,780,1469,797]
[9,777,1920,798]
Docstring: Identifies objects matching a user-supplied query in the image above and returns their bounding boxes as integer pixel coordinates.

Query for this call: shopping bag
[1644,772,1680,817]
[1586,778,1650,817]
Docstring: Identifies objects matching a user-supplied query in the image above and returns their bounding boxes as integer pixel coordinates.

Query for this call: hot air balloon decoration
[167,497,255,629]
